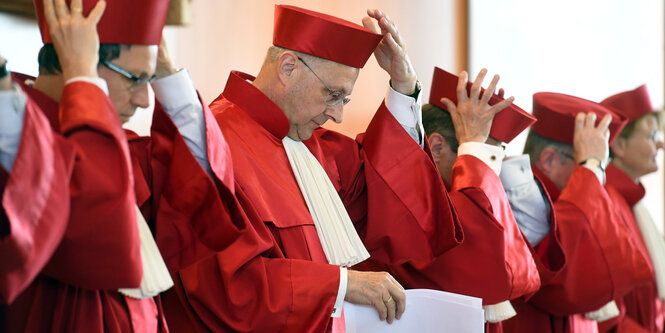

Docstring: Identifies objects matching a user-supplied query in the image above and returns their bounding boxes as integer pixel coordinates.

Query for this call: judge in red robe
[4,0,242,332]
[597,85,665,333]
[356,66,541,333]
[501,92,653,333]
[163,6,465,332]
[0,56,75,305]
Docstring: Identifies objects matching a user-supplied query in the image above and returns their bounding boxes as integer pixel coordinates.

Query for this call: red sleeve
[0,97,75,304]
[356,102,462,264]
[163,189,340,333]
[371,156,539,305]
[41,81,142,290]
[148,98,246,272]
[529,167,652,315]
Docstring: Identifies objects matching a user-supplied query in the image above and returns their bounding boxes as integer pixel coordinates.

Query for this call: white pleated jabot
[118,206,174,299]
[634,200,665,300]
[282,137,370,267]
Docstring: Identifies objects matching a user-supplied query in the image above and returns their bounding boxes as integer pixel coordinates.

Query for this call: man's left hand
[155,35,177,79]
[362,9,417,95]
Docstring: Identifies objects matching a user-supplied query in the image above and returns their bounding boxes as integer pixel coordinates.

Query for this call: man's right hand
[573,112,612,164]
[345,270,406,324]
[441,69,515,145]
[43,0,106,82]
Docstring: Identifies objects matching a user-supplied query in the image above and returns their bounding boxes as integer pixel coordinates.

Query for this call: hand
[345,270,406,324]
[155,35,177,79]
[362,9,417,95]
[573,112,612,164]
[440,69,515,144]
[42,0,106,82]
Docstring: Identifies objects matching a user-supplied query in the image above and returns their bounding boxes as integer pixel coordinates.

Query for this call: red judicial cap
[601,84,653,122]
[35,0,169,45]
[428,67,536,143]
[531,92,628,145]
[273,5,382,68]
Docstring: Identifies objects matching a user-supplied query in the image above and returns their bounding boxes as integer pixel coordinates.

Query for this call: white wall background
[469,0,665,230]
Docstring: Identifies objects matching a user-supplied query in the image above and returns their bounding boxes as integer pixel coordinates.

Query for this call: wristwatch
[579,158,607,172]
[0,60,8,79]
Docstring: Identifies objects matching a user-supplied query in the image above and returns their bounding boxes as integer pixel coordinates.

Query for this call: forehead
[114,45,158,74]
[316,60,359,94]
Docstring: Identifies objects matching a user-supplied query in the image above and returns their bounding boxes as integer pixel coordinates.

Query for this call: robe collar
[531,164,561,201]
[606,163,645,206]
[11,72,60,132]
[219,71,290,139]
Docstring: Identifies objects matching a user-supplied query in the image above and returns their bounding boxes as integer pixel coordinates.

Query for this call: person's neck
[33,74,64,102]
[610,159,641,183]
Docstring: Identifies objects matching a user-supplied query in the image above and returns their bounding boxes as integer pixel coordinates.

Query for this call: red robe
[0,77,75,304]
[597,164,665,333]
[503,166,652,333]
[5,74,241,333]
[356,154,541,333]
[162,71,462,332]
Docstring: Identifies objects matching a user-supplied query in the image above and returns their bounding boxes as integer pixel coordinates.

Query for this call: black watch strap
[0,60,8,79]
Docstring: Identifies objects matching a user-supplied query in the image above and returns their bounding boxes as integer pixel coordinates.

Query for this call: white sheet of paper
[344,289,484,333]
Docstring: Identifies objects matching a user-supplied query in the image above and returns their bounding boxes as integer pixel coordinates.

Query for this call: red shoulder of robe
[598,164,664,333]
[0,74,75,304]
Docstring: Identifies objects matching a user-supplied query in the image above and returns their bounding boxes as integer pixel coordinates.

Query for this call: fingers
[386,276,406,320]
[575,112,586,133]
[497,87,505,98]
[440,98,457,114]
[361,16,379,34]
[384,294,396,324]
[490,96,515,115]
[480,74,500,105]
[70,0,83,15]
[597,113,613,132]
[584,112,597,129]
[54,0,68,20]
[470,68,487,101]
[456,70,468,103]
[43,0,57,28]
[87,0,106,24]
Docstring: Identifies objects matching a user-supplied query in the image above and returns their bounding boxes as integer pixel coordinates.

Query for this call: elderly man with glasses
[163,5,515,333]
[3,0,245,331]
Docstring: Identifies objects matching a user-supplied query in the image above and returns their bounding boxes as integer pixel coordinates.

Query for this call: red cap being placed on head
[272,5,382,68]
[531,92,628,145]
[428,67,536,143]
[35,0,169,45]
[600,84,653,122]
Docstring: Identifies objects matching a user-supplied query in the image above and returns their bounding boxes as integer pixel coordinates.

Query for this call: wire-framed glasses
[297,57,350,106]
[100,59,156,92]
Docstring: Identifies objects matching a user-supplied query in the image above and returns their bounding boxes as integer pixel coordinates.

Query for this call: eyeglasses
[553,147,575,162]
[100,59,156,92]
[297,57,350,106]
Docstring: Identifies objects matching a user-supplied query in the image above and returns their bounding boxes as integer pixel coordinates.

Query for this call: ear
[428,133,455,164]
[276,51,298,86]
[610,137,627,159]
[537,147,559,174]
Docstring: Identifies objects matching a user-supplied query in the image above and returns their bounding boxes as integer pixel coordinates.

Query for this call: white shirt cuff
[385,84,424,146]
[151,69,199,111]
[64,76,109,95]
[331,267,348,317]
[499,155,533,187]
[457,142,504,175]
[582,165,605,185]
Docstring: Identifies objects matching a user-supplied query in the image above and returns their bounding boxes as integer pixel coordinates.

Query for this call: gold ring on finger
[71,7,82,13]
[383,295,393,304]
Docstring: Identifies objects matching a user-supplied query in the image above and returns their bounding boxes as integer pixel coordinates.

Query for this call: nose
[130,84,151,109]
[324,103,344,124]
